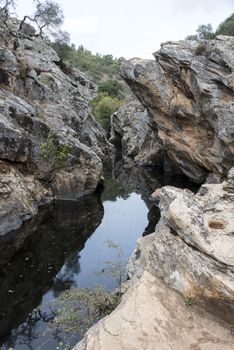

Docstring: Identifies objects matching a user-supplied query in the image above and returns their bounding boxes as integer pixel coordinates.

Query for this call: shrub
[193,43,210,57]
[92,95,124,132]
[51,286,120,338]
[98,79,124,99]
[216,13,234,36]
[40,132,72,169]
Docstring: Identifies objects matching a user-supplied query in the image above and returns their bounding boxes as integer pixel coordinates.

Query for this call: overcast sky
[17,0,234,58]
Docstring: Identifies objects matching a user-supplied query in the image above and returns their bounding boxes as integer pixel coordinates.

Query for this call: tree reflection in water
[0,195,104,348]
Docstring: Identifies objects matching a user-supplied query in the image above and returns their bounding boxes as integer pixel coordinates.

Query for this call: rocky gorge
[75,37,234,349]
[0,16,234,350]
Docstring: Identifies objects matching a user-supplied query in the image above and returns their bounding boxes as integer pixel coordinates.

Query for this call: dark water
[0,162,197,349]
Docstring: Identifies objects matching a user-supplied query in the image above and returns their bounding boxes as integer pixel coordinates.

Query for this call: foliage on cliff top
[186,13,234,40]
[216,13,234,36]
[51,42,128,132]
[51,42,124,84]
[0,0,65,37]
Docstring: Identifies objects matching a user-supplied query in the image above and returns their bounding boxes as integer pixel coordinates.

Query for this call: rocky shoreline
[74,37,234,349]
[74,169,234,350]
[0,19,233,349]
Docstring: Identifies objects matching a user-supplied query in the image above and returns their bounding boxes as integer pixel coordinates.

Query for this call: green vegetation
[51,43,124,84]
[101,165,131,202]
[51,286,120,339]
[186,13,234,40]
[91,94,124,132]
[40,132,72,169]
[216,13,234,36]
[90,79,125,132]
[50,43,128,132]
[98,79,124,99]
[47,240,125,347]
[39,74,53,86]
[185,297,195,306]
[186,24,215,40]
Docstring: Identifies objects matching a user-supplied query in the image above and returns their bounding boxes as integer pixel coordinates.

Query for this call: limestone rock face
[74,271,233,350]
[110,95,163,165]
[121,37,234,182]
[129,168,234,300]
[74,170,234,350]
[0,23,109,234]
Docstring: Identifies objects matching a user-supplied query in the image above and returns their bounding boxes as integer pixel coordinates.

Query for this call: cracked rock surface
[74,271,233,350]
[129,168,234,300]
[74,169,234,349]
[0,20,109,235]
[121,37,234,182]
[110,95,163,165]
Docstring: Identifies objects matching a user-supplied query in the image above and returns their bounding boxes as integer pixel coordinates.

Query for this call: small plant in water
[95,239,127,293]
[50,286,119,338]
[185,296,195,306]
[46,240,126,348]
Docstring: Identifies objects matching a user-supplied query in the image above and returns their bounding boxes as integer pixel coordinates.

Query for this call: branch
[19,14,36,31]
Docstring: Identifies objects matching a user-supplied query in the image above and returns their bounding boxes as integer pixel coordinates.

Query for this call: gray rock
[121,37,234,182]
[110,95,163,165]
[130,170,234,299]
[0,24,110,235]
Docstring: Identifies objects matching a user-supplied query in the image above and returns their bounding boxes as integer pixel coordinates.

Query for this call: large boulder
[110,95,163,165]
[74,271,233,350]
[0,23,109,234]
[74,169,234,350]
[121,37,234,182]
[129,167,234,300]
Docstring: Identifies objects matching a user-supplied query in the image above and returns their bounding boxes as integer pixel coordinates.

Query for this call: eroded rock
[75,271,233,350]
[130,168,234,300]
[121,37,234,182]
[74,169,234,350]
[0,22,110,234]
[110,95,163,165]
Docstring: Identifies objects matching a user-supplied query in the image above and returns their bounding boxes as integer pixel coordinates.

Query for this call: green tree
[216,13,234,36]
[19,0,64,36]
[50,30,72,61]
[92,95,123,132]
[185,34,198,40]
[196,24,215,39]
[98,79,124,99]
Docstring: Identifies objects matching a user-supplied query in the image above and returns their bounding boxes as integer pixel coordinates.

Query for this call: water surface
[0,162,197,349]
[0,169,150,349]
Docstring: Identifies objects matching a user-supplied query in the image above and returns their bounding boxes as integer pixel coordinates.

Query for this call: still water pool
[0,163,196,349]
[0,171,151,349]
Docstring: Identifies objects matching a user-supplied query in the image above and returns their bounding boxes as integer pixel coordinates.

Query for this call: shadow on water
[0,195,104,347]
[110,158,199,235]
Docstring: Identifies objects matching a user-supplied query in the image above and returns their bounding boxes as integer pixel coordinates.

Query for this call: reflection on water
[0,196,104,348]
[112,158,199,236]
[0,161,198,349]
